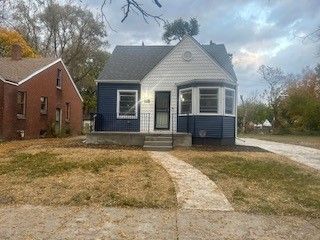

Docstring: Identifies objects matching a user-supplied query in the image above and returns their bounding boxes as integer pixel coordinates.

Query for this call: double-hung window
[117,90,138,119]
[199,88,219,113]
[56,69,62,88]
[179,89,192,115]
[225,89,235,115]
[40,97,48,114]
[66,102,71,121]
[17,91,26,118]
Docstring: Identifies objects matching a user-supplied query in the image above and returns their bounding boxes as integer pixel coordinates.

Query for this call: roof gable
[98,35,237,82]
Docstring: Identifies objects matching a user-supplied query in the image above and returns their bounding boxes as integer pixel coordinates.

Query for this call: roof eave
[95,79,141,84]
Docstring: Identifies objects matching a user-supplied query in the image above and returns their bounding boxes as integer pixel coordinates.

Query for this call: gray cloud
[84,0,320,97]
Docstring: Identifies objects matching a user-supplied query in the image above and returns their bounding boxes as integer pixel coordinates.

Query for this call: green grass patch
[0,152,78,178]
[0,152,137,178]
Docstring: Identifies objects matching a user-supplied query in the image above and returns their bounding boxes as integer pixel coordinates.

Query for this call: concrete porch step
[145,136,172,141]
[143,145,173,151]
[144,140,172,146]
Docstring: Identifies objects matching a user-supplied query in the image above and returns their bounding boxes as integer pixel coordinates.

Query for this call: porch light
[142,90,152,103]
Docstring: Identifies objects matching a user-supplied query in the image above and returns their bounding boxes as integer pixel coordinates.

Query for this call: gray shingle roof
[98,41,237,81]
[0,57,58,83]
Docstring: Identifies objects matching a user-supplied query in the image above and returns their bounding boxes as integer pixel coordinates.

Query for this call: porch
[86,131,192,150]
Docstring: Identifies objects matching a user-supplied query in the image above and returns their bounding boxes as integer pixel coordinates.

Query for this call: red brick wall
[1,82,18,139]
[1,61,83,140]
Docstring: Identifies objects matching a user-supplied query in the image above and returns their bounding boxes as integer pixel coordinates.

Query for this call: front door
[154,91,170,130]
[55,108,62,135]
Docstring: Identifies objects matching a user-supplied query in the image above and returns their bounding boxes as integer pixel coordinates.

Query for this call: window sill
[116,116,138,120]
[17,114,26,120]
[40,112,48,115]
[198,113,220,115]
[65,119,70,123]
[56,86,62,90]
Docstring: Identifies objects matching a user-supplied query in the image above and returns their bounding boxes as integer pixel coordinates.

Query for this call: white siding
[140,36,233,132]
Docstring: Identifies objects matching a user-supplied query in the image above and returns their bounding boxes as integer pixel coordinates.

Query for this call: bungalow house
[0,45,83,140]
[90,35,237,149]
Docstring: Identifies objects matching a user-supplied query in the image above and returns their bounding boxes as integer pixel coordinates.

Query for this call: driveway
[237,138,320,170]
[1,205,319,239]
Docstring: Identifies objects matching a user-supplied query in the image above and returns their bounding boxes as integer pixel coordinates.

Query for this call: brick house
[0,45,83,140]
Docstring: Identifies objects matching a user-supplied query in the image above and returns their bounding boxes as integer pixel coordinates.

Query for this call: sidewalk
[1,205,319,239]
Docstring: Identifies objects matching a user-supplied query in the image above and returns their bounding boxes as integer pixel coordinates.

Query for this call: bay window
[117,90,138,118]
[199,88,218,113]
[179,89,192,115]
[225,89,235,115]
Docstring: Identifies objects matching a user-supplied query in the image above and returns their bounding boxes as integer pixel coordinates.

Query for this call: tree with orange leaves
[0,28,36,57]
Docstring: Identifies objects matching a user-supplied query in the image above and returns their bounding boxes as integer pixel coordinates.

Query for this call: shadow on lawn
[60,139,143,151]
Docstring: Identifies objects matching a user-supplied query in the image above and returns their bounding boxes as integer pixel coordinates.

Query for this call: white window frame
[224,88,236,116]
[178,88,193,116]
[117,90,138,119]
[197,87,220,115]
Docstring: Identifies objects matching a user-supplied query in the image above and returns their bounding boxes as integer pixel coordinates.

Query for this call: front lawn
[0,138,176,208]
[239,133,320,150]
[173,146,320,218]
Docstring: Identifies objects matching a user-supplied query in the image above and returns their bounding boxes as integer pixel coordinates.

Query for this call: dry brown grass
[173,146,320,218]
[240,134,320,149]
[0,138,176,208]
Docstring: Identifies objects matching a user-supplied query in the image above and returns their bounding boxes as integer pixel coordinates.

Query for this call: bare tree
[101,0,164,23]
[258,65,286,129]
[1,0,165,27]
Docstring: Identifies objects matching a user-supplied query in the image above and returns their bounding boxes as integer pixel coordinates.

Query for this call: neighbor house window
[66,102,70,121]
[179,89,192,115]
[225,89,235,115]
[56,69,62,88]
[40,97,48,114]
[117,90,138,118]
[17,91,26,118]
[199,88,219,113]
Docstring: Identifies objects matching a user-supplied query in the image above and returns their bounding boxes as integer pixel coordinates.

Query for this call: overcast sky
[85,0,320,98]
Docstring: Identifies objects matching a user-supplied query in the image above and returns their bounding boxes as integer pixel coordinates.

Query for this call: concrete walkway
[1,205,319,239]
[149,151,233,211]
[237,138,320,170]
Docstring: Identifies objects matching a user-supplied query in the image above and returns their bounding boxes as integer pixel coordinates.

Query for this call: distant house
[92,35,237,148]
[0,45,83,140]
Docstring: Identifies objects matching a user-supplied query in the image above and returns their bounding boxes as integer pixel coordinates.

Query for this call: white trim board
[60,60,83,102]
[18,58,61,85]
[96,80,140,84]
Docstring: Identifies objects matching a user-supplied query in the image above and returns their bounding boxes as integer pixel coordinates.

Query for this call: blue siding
[96,83,140,132]
[222,116,235,138]
[177,115,235,138]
